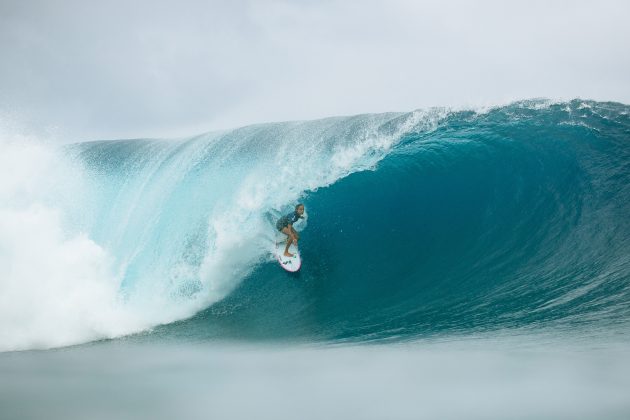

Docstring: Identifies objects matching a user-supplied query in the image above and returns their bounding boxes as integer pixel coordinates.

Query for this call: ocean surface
[1,99,629,419]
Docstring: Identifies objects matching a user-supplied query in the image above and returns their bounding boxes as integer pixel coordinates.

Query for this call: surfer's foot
[284,252,294,258]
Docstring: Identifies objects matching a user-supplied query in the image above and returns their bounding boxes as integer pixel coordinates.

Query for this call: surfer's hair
[296,203,304,210]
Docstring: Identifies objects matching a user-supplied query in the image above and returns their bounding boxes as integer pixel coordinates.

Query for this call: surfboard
[275,239,301,272]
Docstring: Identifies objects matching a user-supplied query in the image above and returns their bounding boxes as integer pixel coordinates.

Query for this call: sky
[1,0,629,142]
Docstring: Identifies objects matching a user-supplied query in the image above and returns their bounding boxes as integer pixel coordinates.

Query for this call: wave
[1,99,629,350]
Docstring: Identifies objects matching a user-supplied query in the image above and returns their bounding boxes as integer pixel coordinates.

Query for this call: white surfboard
[275,239,301,272]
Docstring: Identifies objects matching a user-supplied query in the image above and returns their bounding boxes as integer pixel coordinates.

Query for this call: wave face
[2,100,629,350]
[159,100,630,343]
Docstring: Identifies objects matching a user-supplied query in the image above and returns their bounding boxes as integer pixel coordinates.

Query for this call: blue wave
[71,99,630,343]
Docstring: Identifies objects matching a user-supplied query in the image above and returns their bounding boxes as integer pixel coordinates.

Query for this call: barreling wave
[154,99,630,343]
[1,99,629,350]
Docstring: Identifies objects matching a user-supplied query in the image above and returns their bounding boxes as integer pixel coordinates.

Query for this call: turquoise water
[1,99,629,419]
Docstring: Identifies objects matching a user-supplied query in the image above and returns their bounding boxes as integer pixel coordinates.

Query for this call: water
[2,338,630,420]
[1,99,629,418]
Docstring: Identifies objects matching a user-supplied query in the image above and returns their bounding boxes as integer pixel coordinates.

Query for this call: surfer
[276,204,305,257]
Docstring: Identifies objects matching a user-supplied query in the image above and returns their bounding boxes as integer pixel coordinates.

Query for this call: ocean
[1,99,629,419]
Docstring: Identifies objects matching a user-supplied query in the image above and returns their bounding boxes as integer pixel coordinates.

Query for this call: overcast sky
[1,0,629,142]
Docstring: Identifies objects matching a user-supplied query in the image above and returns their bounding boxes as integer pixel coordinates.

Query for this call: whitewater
[1,99,630,419]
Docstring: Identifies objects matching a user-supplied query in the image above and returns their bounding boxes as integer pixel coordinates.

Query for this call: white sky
[1,0,629,142]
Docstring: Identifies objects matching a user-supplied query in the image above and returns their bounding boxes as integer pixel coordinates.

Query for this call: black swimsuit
[276,211,300,231]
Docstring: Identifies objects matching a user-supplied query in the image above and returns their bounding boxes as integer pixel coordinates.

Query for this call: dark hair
[295,203,304,210]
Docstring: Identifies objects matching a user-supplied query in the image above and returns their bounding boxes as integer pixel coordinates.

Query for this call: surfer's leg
[281,226,295,257]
